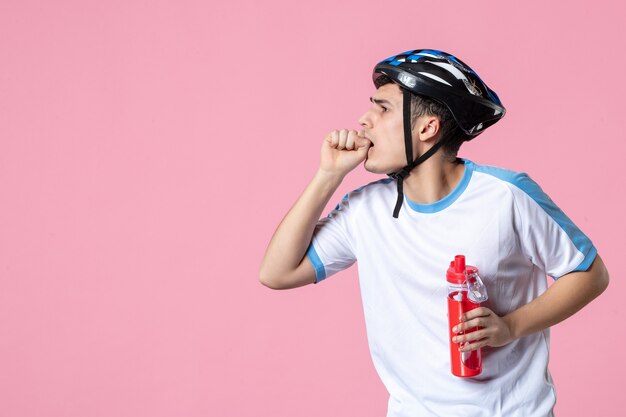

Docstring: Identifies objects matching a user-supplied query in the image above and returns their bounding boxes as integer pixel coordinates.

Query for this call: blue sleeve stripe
[573,245,597,273]
[474,165,597,273]
[306,243,326,284]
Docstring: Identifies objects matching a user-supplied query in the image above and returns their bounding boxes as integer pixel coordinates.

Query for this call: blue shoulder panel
[473,164,597,275]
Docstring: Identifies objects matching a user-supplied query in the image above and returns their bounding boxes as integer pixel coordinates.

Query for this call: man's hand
[451,307,514,353]
[320,129,371,178]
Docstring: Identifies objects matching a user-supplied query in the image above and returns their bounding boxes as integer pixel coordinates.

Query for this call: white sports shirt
[306,159,596,417]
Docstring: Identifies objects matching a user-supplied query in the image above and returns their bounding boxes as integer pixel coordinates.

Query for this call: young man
[259,49,609,417]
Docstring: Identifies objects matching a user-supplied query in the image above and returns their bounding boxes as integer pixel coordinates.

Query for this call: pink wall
[1,0,623,415]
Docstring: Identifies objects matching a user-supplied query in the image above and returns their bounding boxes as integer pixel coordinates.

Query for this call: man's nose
[358,111,372,128]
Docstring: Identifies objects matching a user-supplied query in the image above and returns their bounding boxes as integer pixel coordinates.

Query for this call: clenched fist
[320,129,372,177]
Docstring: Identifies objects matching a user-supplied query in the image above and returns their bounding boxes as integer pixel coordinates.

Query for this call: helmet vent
[462,78,483,97]
[418,72,452,87]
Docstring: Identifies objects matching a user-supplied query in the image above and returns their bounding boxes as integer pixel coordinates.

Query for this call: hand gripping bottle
[447,255,489,377]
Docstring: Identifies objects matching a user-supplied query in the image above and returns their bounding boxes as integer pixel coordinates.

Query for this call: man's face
[359,83,408,174]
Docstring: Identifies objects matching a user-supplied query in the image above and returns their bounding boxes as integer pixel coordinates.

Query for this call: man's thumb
[356,136,372,150]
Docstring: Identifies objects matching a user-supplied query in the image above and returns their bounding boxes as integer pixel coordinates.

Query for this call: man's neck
[402,155,465,205]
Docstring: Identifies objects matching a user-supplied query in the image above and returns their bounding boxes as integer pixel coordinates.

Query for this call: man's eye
[381,106,388,112]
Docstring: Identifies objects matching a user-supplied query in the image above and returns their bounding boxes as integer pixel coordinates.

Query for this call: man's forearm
[259,169,344,284]
[503,255,609,340]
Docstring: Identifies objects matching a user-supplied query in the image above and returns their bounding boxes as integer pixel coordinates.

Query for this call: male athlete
[260,49,609,417]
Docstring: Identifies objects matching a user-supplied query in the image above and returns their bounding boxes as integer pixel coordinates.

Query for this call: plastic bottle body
[447,283,482,377]
[446,255,487,378]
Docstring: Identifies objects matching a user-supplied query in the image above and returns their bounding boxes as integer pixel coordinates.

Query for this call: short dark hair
[374,75,471,160]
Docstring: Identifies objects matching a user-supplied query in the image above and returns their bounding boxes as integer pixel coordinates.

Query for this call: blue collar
[405,159,474,214]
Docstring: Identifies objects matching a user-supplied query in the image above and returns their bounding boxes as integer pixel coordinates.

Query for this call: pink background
[1,1,623,416]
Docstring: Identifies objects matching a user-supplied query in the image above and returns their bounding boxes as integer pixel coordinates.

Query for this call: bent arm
[503,254,609,339]
[455,255,610,351]
[259,129,371,289]
[259,129,371,290]
[259,169,344,289]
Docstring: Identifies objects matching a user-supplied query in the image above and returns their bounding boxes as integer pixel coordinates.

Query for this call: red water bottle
[447,255,488,377]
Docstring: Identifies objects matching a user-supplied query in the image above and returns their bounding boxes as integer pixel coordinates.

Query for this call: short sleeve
[306,194,357,284]
[509,173,597,279]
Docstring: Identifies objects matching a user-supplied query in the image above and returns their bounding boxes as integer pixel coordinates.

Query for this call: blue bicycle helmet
[373,49,506,217]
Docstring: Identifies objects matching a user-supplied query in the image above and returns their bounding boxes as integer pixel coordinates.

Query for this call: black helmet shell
[373,49,505,137]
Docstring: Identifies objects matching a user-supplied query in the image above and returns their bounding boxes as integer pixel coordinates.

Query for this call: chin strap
[387,89,447,218]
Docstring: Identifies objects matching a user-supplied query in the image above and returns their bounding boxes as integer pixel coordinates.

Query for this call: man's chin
[364,159,402,175]
[364,160,387,175]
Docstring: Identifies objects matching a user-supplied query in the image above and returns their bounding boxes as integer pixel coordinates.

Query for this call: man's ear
[417,116,440,142]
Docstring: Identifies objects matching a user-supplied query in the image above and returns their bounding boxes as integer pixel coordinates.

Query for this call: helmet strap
[402,87,413,168]
[387,88,447,218]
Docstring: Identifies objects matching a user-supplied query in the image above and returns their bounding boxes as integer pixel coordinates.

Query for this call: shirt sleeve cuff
[573,245,598,273]
[306,243,326,284]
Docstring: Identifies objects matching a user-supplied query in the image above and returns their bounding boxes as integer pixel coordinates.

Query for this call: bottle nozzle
[454,255,465,273]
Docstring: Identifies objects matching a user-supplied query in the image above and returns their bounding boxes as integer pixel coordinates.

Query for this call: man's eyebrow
[370,97,393,107]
